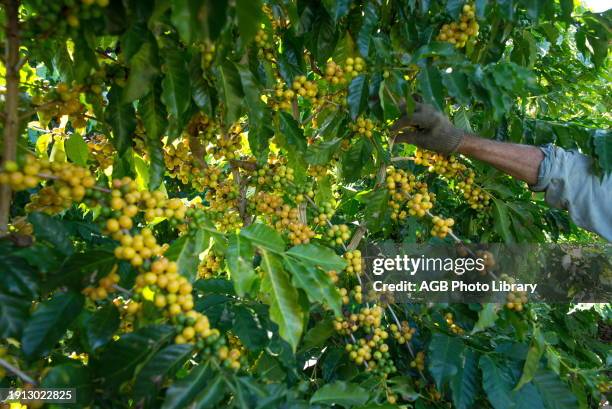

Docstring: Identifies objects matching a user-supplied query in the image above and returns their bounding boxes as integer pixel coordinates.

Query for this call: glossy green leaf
[216,61,245,128]
[310,381,369,407]
[492,198,515,243]
[348,74,369,120]
[106,85,136,155]
[480,355,515,409]
[86,303,120,351]
[428,333,463,389]
[161,48,191,120]
[471,303,499,334]
[22,291,84,358]
[236,0,262,43]
[418,64,444,111]
[450,349,479,409]
[65,133,90,166]
[134,344,194,406]
[533,369,578,409]
[165,229,210,281]
[41,362,92,406]
[284,257,342,317]
[162,364,215,409]
[140,82,168,190]
[123,40,159,102]
[226,233,256,296]
[0,292,30,338]
[286,243,346,272]
[240,223,285,253]
[260,249,304,352]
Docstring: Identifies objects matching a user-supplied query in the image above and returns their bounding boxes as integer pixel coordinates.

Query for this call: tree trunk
[0,0,20,235]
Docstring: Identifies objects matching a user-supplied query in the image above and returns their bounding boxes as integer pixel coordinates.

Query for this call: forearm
[456,134,543,185]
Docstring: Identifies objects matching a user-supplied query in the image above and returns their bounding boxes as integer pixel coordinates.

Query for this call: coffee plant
[0,0,610,408]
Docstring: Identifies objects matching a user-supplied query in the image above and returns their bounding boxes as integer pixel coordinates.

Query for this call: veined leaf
[260,249,304,352]
[216,61,245,128]
[418,64,444,112]
[22,291,84,359]
[450,349,479,409]
[286,243,346,272]
[348,74,369,120]
[106,85,136,155]
[226,234,256,296]
[161,48,191,120]
[140,82,168,190]
[162,364,215,409]
[428,333,463,389]
[240,223,285,253]
[123,40,159,102]
[65,133,89,166]
[310,381,369,407]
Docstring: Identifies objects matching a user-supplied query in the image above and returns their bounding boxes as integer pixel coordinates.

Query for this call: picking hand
[391,102,465,155]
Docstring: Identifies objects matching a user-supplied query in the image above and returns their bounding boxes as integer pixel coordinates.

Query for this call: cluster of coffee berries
[410,351,426,371]
[34,82,89,127]
[436,3,479,48]
[344,250,363,275]
[164,137,203,186]
[415,149,490,209]
[327,224,351,245]
[112,228,165,267]
[506,291,528,312]
[351,285,364,303]
[210,123,243,161]
[200,41,216,68]
[205,179,238,213]
[173,310,221,348]
[254,192,315,245]
[597,380,611,394]
[390,321,416,344]
[83,266,121,301]
[216,344,244,371]
[349,117,375,138]
[407,192,434,218]
[444,312,464,335]
[254,28,275,61]
[430,215,454,239]
[87,134,114,169]
[345,57,366,77]
[346,333,395,375]
[338,287,350,305]
[308,164,328,179]
[324,60,347,85]
[386,167,418,220]
[292,75,319,102]
[198,253,224,279]
[186,113,218,143]
[269,81,294,111]
[255,162,295,191]
[312,201,335,226]
[475,249,496,274]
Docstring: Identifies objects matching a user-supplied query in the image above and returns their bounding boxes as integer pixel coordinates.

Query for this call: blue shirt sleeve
[531,144,612,241]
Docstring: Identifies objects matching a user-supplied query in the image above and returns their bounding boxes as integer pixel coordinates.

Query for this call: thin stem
[0,358,37,385]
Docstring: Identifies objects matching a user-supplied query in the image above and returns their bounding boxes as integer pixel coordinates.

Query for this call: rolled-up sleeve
[531,144,612,241]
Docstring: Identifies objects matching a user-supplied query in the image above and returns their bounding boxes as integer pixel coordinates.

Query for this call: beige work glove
[391,102,465,155]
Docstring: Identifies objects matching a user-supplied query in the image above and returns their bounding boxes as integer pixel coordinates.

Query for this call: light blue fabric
[531,144,612,241]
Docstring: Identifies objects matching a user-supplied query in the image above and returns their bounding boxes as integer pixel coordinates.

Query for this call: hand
[391,102,465,155]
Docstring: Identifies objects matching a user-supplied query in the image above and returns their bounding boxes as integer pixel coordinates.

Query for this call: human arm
[392,103,612,241]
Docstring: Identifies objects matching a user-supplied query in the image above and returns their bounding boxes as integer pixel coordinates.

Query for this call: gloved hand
[391,102,465,155]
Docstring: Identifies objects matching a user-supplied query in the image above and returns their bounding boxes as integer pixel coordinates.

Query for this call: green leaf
[236,0,263,43]
[0,292,29,338]
[236,64,264,121]
[226,234,256,296]
[165,229,210,281]
[41,362,92,406]
[123,40,159,102]
[362,188,389,233]
[260,249,304,352]
[29,213,74,256]
[533,369,578,409]
[418,64,444,112]
[161,48,191,120]
[492,198,514,243]
[95,325,174,390]
[286,243,346,272]
[0,254,38,298]
[301,318,335,351]
[428,333,464,389]
[240,223,285,253]
[140,82,168,190]
[85,303,120,351]
[134,344,193,406]
[310,381,369,407]
[443,71,471,104]
[106,85,136,155]
[341,138,373,182]
[162,364,215,409]
[278,111,308,155]
[450,349,479,409]
[446,0,464,18]
[232,305,269,350]
[65,133,90,166]
[22,291,84,358]
[480,355,514,409]
[356,2,377,57]
[284,257,342,317]
[193,376,226,408]
[379,80,402,121]
[323,0,351,22]
[216,61,245,128]
[515,327,546,390]
[471,303,499,334]
[305,137,343,165]
[348,74,369,120]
